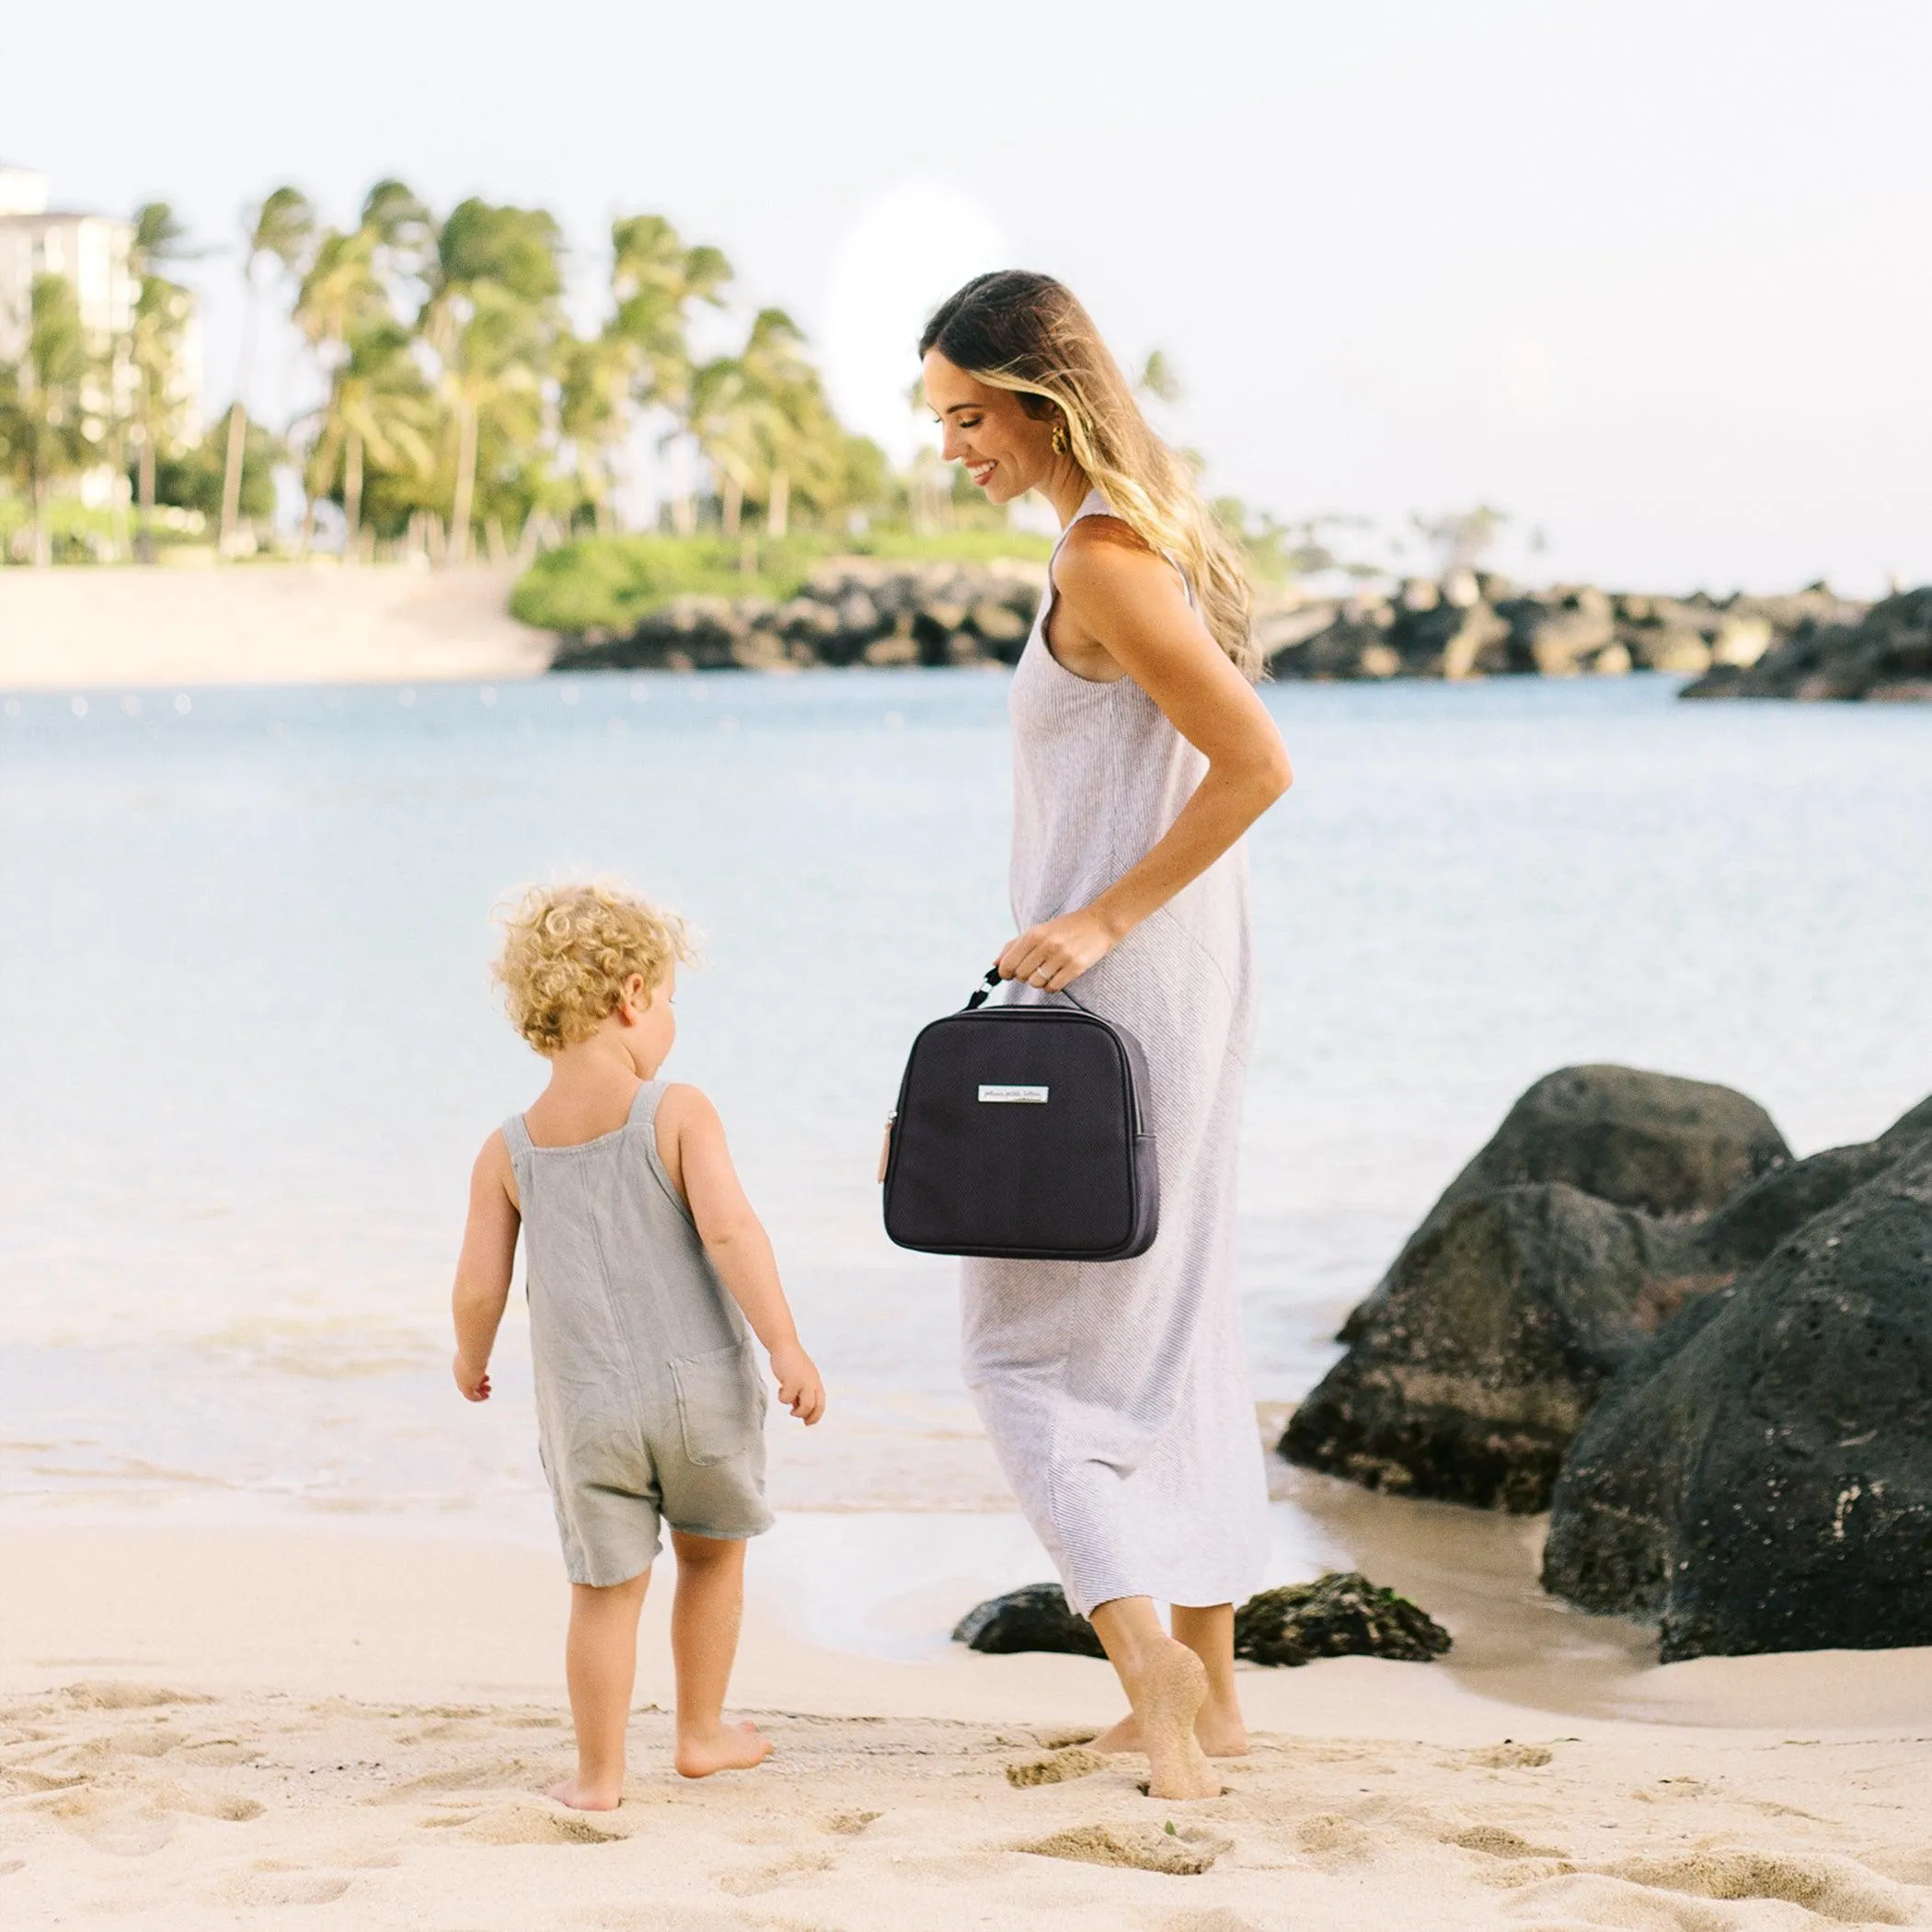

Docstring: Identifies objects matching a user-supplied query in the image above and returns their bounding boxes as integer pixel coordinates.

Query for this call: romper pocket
[670,1341,765,1467]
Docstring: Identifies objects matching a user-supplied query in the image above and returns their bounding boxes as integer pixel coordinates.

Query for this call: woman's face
[922,351,1055,505]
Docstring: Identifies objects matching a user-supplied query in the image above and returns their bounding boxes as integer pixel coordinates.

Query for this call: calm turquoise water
[2,671,1928,1536]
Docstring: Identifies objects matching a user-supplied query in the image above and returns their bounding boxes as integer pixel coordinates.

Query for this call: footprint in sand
[823,1810,881,1834]
[1444,1823,1567,1860]
[1020,1823,1232,1877]
[1006,1746,1110,1788]
[1606,1846,1915,1924]
[1465,1742,1555,1769]
[463,1804,623,1846]
[1034,1728,1099,1750]
[154,1783,264,1823]
[377,1759,540,1803]
[61,1682,210,1712]
[718,1850,836,1895]
[42,1789,176,1857]
[1162,1914,1259,1932]
[1294,1812,1375,1866]
[226,1868,352,1907]
[1,1858,25,1877]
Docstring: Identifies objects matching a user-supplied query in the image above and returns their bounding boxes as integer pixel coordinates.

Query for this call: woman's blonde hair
[920,271,1258,678]
[492,882,695,1055]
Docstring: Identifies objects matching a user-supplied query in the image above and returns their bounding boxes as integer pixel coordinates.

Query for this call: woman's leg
[1086,1594,1221,1800]
[549,1570,650,1811]
[667,1529,772,1778]
[1171,1604,1248,1755]
[1089,1602,1249,1758]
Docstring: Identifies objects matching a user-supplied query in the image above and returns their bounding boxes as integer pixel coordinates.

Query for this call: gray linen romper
[502,1080,772,1587]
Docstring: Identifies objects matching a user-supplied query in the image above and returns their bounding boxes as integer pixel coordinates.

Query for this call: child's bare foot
[674,1719,773,1779]
[1089,1703,1249,1758]
[546,1774,624,1811]
[1128,1639,1220,1800]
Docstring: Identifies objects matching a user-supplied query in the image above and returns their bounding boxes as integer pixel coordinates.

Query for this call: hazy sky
[11,0,1929,592]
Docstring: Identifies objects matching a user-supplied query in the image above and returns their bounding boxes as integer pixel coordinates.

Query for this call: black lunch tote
[880,969,1158,1261]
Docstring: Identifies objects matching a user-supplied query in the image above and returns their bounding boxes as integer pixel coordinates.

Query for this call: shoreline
[0,562,554,690]
[6,1520,1932,1928]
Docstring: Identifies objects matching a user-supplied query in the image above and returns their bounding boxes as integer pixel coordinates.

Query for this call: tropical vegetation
[2,176,962,569]
[0,173,1408,597]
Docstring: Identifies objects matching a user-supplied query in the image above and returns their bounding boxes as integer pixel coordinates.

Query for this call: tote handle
[965,964,1089,1013]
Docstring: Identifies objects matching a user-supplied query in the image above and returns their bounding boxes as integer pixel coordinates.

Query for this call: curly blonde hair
[492,882,696,1055]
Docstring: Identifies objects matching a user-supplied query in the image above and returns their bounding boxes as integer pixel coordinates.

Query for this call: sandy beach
[5,1508,1932,1931]
[0,565,553,690]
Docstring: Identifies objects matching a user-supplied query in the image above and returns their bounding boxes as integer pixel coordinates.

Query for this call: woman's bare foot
[1128,1639,1220,1800]
[674,1719,773,1779]
[1089,1702,1249,1759]
[546,1774,623,1811]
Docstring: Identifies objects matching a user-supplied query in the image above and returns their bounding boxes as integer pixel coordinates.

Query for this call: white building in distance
[0,163,203,500]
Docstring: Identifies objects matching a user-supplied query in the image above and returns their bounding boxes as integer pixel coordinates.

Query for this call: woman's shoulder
[1052,511,1185,616]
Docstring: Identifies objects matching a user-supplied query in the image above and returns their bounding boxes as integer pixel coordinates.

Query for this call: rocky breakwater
[1260,574,1867,684]
[551,557,1047,673]
[1542,1094,1932,1660]
[1683,584,1932,701]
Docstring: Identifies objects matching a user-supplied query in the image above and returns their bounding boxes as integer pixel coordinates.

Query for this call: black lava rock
[1283,1183,1683,1511]
[1234,1573,1452,1667]
[1543,1121,1932,1661]
[951,1584,1106,1660]
[1413,1064,1790,1227]
[1284,1066,1792,1512]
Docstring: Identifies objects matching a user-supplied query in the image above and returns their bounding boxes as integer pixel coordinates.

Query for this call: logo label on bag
[979,1085,1049,1104]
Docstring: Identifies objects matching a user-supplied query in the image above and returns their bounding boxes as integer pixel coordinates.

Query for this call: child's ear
[615,972,650,1024]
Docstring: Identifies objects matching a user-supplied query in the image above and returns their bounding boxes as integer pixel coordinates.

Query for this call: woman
[919,271,1293,1801]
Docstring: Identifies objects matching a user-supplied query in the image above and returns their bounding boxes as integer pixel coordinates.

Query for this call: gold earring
[1051,421,1068,455]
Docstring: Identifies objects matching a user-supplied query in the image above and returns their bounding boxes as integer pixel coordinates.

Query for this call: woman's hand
[998,906,1121,994]
[453,1352,492,1402]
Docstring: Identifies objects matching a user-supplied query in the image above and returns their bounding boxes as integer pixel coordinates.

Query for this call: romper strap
[625,1079,666,1133]
[628,1080,694,1224]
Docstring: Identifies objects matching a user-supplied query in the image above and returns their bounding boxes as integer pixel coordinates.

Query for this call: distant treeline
[0,180,1006,567]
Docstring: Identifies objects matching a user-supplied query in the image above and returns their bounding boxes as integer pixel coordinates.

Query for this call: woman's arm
[452,1132,520,1401]
[998,520,1294,993]
[655,1085,826,1425]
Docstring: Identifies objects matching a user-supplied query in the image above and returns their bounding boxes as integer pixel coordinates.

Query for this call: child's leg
[667,1530,771,1778]
[548,1570,650,1811]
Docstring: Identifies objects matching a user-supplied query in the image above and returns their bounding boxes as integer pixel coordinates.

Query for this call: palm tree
[302,322,434,556]
[124,203,199,560]
[219,186,315,557]
[0,275,92,565]
[557,328,633,535]
[690,308,838,537]
[608,215,730,535]
[418,200,561,562]
[291,224,389,546]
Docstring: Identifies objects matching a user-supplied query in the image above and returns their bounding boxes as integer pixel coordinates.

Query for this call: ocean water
[2,672,1928,1573]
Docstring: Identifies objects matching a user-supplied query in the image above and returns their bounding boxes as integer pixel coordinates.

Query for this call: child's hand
[453,1352,492,1402]
[768,1343,825,1426]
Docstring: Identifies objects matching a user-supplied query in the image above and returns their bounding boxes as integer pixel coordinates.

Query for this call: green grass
[509,527,1052,635]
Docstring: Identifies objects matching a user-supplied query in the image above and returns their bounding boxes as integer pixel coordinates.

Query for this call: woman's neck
[1045,464,1095,530]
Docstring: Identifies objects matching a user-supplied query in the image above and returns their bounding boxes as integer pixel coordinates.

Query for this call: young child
[451,881,824,1808]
